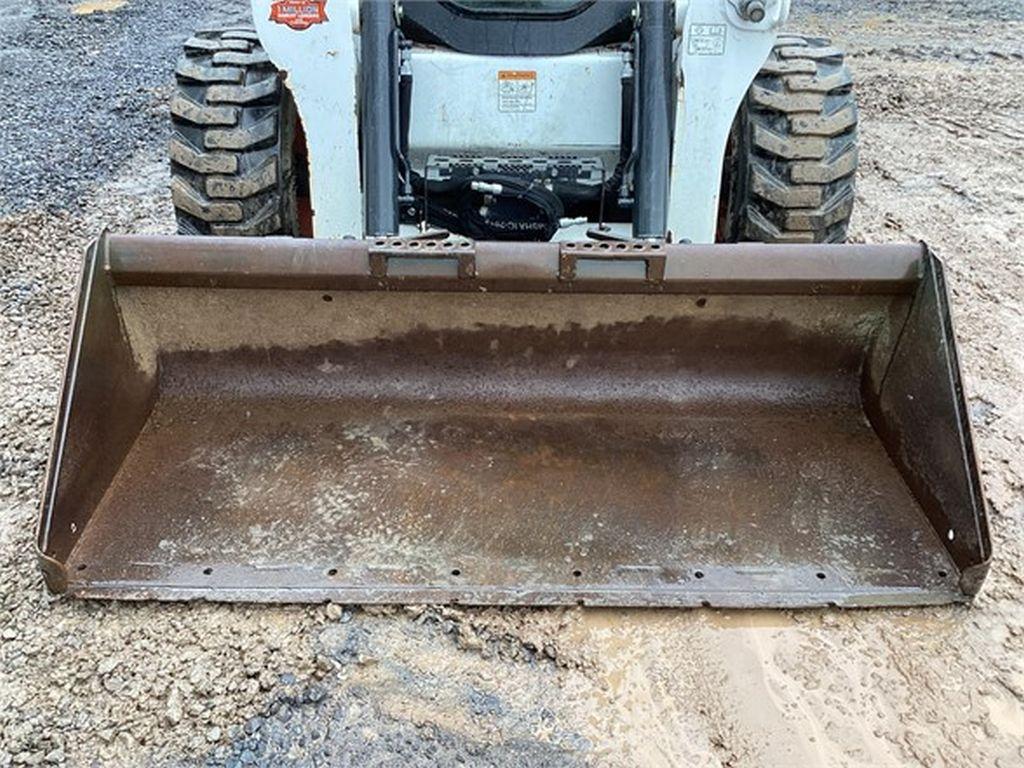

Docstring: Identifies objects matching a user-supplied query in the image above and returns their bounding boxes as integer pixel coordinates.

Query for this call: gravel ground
[0,0,247,215]
[1,1,1023,766]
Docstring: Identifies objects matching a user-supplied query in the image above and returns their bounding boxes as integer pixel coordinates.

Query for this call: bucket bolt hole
[202,567,213,576]
[572,569,583,579]
[451,568,461,577]
[694,570,705,580]
[816,571,827,580]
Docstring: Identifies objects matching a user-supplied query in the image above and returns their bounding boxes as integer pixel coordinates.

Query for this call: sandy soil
[1,2,1022,766]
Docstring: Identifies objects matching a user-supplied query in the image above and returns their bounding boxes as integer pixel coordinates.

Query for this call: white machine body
[251,0,790,242]
[407,49,625,172]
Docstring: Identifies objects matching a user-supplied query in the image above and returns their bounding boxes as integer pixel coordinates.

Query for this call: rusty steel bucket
[37,234,990,607]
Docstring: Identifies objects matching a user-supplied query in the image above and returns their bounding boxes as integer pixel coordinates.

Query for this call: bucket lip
[59,581,971,609]
[102,233,926,295]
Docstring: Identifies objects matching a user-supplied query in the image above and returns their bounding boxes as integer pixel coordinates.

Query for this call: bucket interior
[51,288,966,606]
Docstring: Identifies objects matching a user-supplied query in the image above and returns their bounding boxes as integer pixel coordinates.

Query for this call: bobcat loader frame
[254,0,792,242]
[36,1,990,608]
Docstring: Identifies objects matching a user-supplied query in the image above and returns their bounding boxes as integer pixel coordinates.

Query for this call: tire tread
[725,35,859,244]
[170,27,297,236]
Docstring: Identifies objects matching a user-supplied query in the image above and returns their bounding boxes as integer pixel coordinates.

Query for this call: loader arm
[254,0,363,237]
[669,0,791,242]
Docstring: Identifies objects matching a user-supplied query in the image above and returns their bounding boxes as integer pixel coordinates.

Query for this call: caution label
[498,70,537,113]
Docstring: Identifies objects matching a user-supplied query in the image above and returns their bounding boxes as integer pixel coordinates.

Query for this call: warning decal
[688,23,727,56]
[498,70,537,113]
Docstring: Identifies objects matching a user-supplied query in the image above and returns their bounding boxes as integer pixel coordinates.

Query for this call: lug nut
[741,0,766,22]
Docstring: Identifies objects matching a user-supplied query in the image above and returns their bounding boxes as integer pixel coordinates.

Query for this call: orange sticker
[498,70,537,81]
[269,0,329,31]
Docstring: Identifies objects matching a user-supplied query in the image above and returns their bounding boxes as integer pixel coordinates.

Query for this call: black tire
[170,27,298,236]
[721,35,859,244]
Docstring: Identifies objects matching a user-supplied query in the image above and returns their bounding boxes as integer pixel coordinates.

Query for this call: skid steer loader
[37,0,990,608]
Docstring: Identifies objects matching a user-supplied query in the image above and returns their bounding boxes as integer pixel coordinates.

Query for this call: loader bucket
[37,234,990,607]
